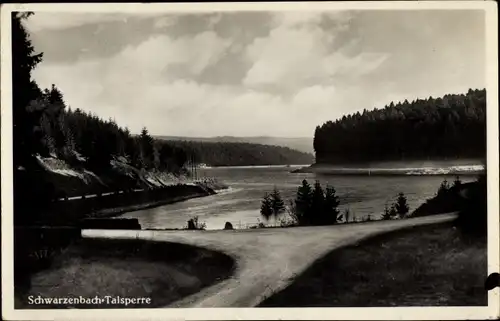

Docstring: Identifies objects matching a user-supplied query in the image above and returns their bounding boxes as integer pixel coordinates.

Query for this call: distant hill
[153,139,314,167]
[155,136,314,154]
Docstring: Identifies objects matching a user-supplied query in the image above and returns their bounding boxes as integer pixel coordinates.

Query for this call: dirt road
[82,213,457,308]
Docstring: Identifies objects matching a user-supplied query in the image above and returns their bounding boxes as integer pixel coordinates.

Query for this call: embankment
[41,183,218,226]
[291,163,484,176]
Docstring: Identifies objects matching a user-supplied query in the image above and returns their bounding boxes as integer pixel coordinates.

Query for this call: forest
[161,140,313,167]
[313,89,486,164]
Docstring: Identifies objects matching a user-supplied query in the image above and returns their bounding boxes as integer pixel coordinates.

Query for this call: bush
[185,216,206,230]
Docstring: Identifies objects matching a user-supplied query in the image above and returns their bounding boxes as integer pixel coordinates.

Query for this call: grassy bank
[259,222,487,307]
[15,238,235,309]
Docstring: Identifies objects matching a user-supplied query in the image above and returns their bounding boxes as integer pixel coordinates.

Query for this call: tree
[381,203,392,220]
[311,180,325,224]
[139,127,155,169]
[12,11,44,170]
[394,192,410,218]
[323,185,341,224]
[437,179,450,196]
[452,176,462,190]
[389,205,398,219]
[295,179,313,225]
[270,186,286,224]
[260,193,273,222]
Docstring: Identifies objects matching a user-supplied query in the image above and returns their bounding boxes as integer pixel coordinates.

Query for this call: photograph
[1,2,498,320]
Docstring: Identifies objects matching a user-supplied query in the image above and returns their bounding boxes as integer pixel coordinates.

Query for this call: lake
[119,164,480,230]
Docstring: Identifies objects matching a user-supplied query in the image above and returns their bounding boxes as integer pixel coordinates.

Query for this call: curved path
[82,213,457,308]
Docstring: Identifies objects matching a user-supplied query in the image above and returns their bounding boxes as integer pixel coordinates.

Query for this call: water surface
[119,164,478,230]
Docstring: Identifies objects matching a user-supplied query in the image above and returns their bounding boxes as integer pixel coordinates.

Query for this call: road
[82,213,457,308]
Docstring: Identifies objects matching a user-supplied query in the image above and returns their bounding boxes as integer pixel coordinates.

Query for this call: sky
[25,9,486,138]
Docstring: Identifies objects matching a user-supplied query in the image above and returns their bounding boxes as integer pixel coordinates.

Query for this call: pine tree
[295,179,313,225]
[323,185,341,224]
[260,193,273,222]
[12,12,44,169]
[394,192,410,218]
[437,179,450,196]
[311,180,325,225]
[389,205,398,219]
[270,186,286,223]
[381,203,392,220]
[140,127,154,169]
[452,176,462,189]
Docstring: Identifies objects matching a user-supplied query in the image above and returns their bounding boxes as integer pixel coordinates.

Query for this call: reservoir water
[119,163,481,230]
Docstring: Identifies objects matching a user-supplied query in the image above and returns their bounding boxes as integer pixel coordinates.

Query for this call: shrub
[185,216,206,230]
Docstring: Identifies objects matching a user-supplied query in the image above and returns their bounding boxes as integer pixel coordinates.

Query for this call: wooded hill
[313,89,486,164]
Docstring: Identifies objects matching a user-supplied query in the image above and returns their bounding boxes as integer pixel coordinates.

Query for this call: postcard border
[1,2,499,320]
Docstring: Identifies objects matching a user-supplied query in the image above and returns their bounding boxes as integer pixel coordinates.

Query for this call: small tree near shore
[381,203,392,220]
[260,193,273,222]
[270,186,286,225]
[437,179,450,196]
[394,192,410,218]
[295,179,313,225]
[322,185,341,225]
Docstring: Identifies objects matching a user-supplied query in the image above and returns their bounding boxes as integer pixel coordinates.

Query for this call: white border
[1,2,499,320]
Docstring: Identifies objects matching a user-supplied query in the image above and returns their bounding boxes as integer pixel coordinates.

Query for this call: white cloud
[112,31,231,76]
[29,10,485,138]
[243,12,387,91]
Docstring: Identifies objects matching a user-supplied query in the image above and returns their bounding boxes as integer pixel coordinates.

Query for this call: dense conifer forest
[313,89,486,164]
[159,140,313,167]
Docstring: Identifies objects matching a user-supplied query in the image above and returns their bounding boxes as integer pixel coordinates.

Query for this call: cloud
[243,11,387,92]
[24,12,164,32]
[103,30,231,79]
[30,10,485,138]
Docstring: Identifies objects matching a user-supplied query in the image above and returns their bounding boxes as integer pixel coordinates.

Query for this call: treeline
[314,89,486,164]
[259,180,412,228]
[162,140,314,167]
[260,181,342,227]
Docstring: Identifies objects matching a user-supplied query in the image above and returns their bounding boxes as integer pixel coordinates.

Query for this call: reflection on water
[119,165,478,230]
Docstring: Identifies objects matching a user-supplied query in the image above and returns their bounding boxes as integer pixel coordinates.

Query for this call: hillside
[156,140,314,167]
[314,89,486,165]
[156,136,314,155]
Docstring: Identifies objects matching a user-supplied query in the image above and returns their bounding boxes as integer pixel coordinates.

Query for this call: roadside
[259,221,487,307]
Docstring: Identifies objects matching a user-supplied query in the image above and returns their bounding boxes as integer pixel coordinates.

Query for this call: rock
[224,222,234,230]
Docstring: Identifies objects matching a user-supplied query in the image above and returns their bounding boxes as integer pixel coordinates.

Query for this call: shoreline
[291,164,485,176]
[42,183,229,225]
[89,192,213,219]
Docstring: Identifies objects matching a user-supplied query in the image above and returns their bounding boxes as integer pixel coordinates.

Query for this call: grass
[15,238,235,309]
[259,222,487,307]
